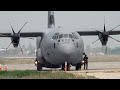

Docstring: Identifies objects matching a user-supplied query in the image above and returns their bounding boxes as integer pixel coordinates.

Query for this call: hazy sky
[0,11,120,49]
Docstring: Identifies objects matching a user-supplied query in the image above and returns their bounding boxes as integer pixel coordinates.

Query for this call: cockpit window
[59,34,63,39]
[72,32,78,39]
[52,36,58,39]
[52,32,79,40]
[64,34,69,38]
[69,34,73,38]
[52,33,59,39]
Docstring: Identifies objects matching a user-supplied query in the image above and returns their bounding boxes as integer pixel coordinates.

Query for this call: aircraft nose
[59,44,75,56]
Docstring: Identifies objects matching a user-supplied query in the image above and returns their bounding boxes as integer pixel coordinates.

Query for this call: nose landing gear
[61,61,70,71]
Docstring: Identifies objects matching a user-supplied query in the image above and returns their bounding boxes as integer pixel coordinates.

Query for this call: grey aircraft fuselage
[36,28,84,68]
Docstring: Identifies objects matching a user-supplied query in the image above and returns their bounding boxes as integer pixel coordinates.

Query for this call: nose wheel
[61,61,70,71]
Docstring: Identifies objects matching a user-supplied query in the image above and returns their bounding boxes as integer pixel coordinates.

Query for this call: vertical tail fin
[104,16,106,32]
[48,11,55,29]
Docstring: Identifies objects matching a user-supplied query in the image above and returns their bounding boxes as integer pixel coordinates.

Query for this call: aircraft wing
[0,32,44,37]
[77,30,120,36]
[108,30,120,35]
[77,31,99,36]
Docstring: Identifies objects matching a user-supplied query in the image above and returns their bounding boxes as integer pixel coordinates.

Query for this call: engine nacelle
[11,33,20,48]
[13,43,19,48]
[98,32,108,46]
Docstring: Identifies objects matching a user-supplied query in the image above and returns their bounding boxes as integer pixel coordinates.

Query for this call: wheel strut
[64,61,67,71]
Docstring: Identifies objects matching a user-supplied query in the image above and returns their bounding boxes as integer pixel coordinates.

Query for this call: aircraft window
[58,40,60,42]
[59,34,63,39]
[65,39,67,42]
[54,33,59,35]
[68,39,70,42]
[55,36,59,39]
[69,34,73,38]
[64,34,68,38]
[52,36,55,39]
[52,36,58,39]
[72,32,78,39]
[74,36,78,39]
[52,33,60,40]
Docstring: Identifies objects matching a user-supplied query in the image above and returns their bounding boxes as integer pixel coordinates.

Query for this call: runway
[1,62,120,79]
[68,62,120,79]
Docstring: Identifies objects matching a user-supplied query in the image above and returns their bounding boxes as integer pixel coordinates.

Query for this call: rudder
[48,11,55,28]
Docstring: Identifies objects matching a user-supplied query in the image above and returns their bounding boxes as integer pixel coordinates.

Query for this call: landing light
[35,61,37,65]
[34,61,38,66]
[82,61,84,64]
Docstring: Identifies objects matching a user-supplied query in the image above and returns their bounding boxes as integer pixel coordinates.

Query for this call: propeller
[91,17,120,54]
[18,43,23,54]
[105,46,107,54]
[9,21,15,34]
[6,40,13,51]
[5,21,28,54]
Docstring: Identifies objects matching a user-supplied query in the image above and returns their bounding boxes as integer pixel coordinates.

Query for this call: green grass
[0,70,96,79]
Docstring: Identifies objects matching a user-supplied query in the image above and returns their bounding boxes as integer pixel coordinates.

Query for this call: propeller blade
[9,21,15,34]
[105,46,107,54]
[18,43,23,54]
[92,37,103,44]
[18,22,28,33]
[109,25,120,32]
[92,38,100,44]
[109,36,120,43]
[6,40,13,51]
[104,16,106,32]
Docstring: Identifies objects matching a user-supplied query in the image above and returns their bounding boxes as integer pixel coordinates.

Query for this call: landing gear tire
[67,65,70,71]
[61,64,64,71]
[76,63,81,70]
[37,63,42,71]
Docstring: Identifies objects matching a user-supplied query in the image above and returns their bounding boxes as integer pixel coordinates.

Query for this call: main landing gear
[76,63,81,70]
[34,59,42,71]
[37,62,42,71]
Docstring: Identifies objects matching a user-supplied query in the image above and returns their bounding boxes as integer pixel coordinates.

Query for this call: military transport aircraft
[0,11,120,71]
